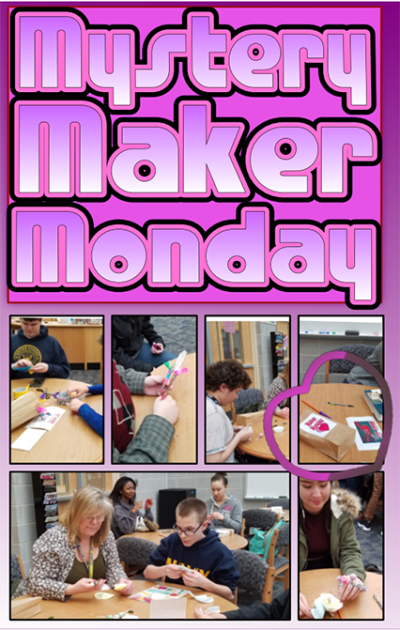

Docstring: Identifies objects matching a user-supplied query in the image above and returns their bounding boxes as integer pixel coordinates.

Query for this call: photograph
[11,471,290,621]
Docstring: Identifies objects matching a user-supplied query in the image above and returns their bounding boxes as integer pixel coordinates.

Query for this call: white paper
[11,429,46,451]
[26,407,65,432]
[346,416,382,451]
[300,413,336,438]
[150,596,187,619]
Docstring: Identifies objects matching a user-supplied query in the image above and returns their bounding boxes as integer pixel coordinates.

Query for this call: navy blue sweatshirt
[149,529,240,595]
[11,326,70,380]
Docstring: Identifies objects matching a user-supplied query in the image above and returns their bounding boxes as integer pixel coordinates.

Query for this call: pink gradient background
[2,3,400,630]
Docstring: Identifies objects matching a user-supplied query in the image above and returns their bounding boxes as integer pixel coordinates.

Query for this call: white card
[150,597,187,619]
[26,407,65,432]
[346,416,382,451]
[12,429,46,451]
[300,413,336,438]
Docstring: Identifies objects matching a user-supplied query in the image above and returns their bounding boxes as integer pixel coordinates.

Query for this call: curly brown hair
[206,359,252,392]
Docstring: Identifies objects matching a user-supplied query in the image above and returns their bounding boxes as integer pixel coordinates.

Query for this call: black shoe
[358,518,372,531]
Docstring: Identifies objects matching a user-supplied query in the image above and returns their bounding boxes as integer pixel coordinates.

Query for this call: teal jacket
[299,489,366,581]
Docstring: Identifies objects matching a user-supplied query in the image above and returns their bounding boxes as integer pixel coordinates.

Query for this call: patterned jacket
[12,525,127,601]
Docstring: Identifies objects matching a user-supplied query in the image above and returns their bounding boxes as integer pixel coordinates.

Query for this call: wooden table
[299,383,380,464]
[300,569,383,619]
[233,414,290,461]
[11,320,103,368]
[120,530,248,550]
[12,580,238,619]
[11,379,103,463]
[131,353,196,463]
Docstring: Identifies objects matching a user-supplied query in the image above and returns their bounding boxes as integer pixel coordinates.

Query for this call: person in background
[344,342,383,387]
[358,472,383,532]
[206,360,253,463]
[261,361,290,419]
[109,476,154,539]
[194,589,290,620]
[205,473,243,534]
[112,316,176,372]
[11,317,70,380]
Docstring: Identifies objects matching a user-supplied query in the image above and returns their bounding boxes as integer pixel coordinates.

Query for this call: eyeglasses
[83,515,105,523]
[173,522,204,537]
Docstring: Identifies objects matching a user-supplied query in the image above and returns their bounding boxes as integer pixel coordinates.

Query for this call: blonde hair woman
[13,486,134,601]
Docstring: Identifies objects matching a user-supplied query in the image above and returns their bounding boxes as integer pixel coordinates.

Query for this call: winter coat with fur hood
[299,488,366,580]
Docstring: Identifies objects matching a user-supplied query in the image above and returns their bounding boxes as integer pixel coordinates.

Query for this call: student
[299,479,366,618]
[11,317,70,380]
[344,342,383,387]
[205,473,243,534]
[261,361,290,419]
[194,588,290,620]
[109,476,154,539]
[206,360,254,463]
[358,471,383,531]
[144,498,239,601]
[112,316,176,372]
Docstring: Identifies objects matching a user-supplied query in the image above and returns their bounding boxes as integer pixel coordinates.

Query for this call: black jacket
[224,589,290,620]
[112,316,164,372]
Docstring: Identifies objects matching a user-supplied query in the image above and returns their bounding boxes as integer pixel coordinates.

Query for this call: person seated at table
[260,361,290,419]
[110,476,154,539]
[12,486,134,601]
[206,360,254,463]
[112,316,177,373]
[299,479,366,619]
[194,588,290,620]
[343,342,383,388]
[205,473,243,534]
[10,317,70,380]
[144,498,239,601]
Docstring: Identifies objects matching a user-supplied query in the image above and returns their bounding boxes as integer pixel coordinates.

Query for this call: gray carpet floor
[150,316,197,355]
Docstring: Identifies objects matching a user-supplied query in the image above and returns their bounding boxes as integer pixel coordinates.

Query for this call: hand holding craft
[66,384,90,398]
[153,395,179,424]
[143,375,166,396]
[30,362,49,373]
[337,574,366,601]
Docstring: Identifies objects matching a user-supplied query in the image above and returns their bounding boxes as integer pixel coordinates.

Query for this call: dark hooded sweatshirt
[11,325,70,380]
[112,316,164,372]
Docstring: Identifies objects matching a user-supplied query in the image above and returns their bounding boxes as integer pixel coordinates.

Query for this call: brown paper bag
[235,410,265,426]
[299,411,356,461]
[12,597,42,619]
[11,391,39,431]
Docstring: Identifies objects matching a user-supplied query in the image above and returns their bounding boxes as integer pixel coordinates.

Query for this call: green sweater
[299,508,366,581]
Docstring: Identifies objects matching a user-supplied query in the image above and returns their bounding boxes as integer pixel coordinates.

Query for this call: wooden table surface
[300,569,383,619]
[11,379,103,463]
[299,384,380,464]
[119,529,248,550]
[234,414,290,461]
[13,580,238,620]
[131,353,196,463]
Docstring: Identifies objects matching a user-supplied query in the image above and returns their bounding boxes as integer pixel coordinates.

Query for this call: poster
[4,2,399,628]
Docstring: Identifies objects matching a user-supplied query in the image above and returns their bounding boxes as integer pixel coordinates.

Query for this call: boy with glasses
[144,498,239,600]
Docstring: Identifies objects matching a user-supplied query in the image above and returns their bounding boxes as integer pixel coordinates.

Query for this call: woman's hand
[65,578,106,595]
[153,395,179,424]
[145,498,154,509]
[131,501,143,513]
[194,608,227,619]
[151,342,164,354]
[66,384,90,398]
[237,426,253,442]
[115,578,135,597]
[338,576,364,601]
[299,592,313,618]
[208,512,224,521]
[276,407,290,419]
[69,399,85,414]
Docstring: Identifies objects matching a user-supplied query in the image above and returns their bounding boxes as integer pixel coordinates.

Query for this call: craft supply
[11,428,46,451]
[113,583,127,591]
[327,402,354,407]
[336,574,367,592]
[301,400,332,419]
[255,432,263,441]
[160,350,188,399]
[337,609,343,619]
[346,417,382,451]
[26,407,65,432]
[130,585,187,603]
[186,591,214,603]
[273,426,284,433]
[373,593,383,609]
[205,606,221,613]
[94,592,114,600]
[311,593,343,619]
[150,597,187,619]
[11,390,39,429]
[300,411,356,461]
[13,386,29,399]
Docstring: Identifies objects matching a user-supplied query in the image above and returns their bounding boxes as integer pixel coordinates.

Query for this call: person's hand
[299,592,313,618]
[145,498,154,508]
[182,569,208,589]
[143,375,165,396]
[208,512,224,521]
[69,399,85,414]
[151,342,164,355]
[194,608,227,620]
[30,362,49,373]
[338,576,364,601]
[115,578,135,597]
[233,425,245,433]
[164,564,188,579]
[12,359,33,369]
[66,578,106,595]
[276,407,290,419]
[153,395,179,424]
[237,426,254,442]
[132,501,143,513]
[65,384,90,398]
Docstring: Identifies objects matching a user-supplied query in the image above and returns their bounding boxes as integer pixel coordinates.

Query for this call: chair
[266,498,290,510]
[262,524,290,602]
[240,518,246,537]
[242,509,277,538]
[116,537,157,576]
[231,549,270,604]
[325,344,375,383]
[11,554,25,580]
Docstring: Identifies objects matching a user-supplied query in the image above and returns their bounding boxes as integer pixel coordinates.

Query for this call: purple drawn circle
[134,160,156,182]
[275,138,297,160]
[110,256,128,273]
[289,256,307,273]
[263,351,392,481]
[248,43,264,60]
[228,256,246,273]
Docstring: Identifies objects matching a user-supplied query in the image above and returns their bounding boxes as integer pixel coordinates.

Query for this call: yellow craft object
[94,592,115,600]
[13,386,29,399]
[113,583,126,592]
